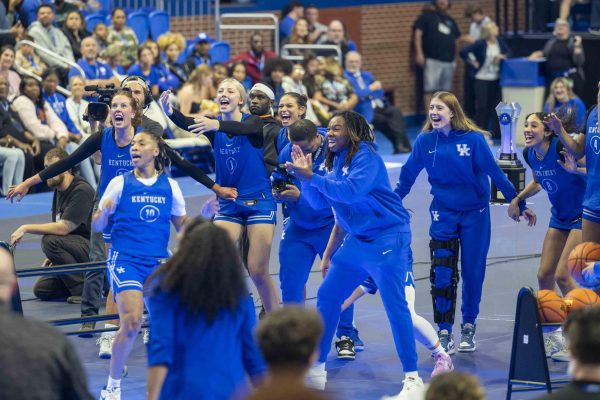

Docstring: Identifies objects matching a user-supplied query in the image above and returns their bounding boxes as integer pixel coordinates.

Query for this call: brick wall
[170,1,526,116]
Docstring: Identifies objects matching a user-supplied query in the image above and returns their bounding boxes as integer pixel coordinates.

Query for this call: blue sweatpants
[429,199,491,332]
[279,219,354,334]
[316,231,418,372]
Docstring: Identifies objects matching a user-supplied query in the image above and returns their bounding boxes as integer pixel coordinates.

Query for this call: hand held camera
[83,84,120,122]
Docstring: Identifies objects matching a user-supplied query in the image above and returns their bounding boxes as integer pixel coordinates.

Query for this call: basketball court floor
[0,132,568,399]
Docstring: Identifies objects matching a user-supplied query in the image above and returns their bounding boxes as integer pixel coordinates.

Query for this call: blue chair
[97,0,111,12]
[105,14,112,26]
[149,11,170,41]
[85,13,105,32]
[209,41,230,64]
[127,11,150,43]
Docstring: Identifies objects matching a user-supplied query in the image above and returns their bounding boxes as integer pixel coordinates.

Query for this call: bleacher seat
[127,11,150,43]
[97,0,111,12]
[209,41,231,64]
[85,13,106,32]
[105,14,112,26]
[149,11,170,41]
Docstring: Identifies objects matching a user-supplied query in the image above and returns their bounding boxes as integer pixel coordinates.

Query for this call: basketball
[563,288,600,313]
[536,290,566,323]
[567,242,600,285]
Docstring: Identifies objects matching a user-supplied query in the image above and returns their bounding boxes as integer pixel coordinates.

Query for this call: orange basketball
[563,288,600,313]
[567,242,600,285]
[536,290,566,323]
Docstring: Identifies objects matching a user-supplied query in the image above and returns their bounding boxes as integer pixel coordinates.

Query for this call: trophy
[490,102,526,203]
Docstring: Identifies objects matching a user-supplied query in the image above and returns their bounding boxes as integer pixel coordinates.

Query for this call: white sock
[103,323,118,336]
[312,362,326,372]
[405,371,419,380]
[107,376,120,389]
[430,343,445,356]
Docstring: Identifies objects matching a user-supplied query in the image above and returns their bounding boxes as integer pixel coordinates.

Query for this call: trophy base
[491,164,526,203]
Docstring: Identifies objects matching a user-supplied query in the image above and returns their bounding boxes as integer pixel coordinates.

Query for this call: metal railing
[12,63,71,98]
[19,40,85,79]
[281,44,343,64]
[217,13,279,55]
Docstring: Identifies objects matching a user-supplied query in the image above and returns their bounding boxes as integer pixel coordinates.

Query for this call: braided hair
[136,131,171,174]
[324,111,374,170]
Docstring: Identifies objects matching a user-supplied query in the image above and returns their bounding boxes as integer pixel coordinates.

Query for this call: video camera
[266,159,294,193]
[83,84,121,122]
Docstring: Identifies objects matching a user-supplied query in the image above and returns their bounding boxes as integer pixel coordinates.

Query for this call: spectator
[305,4,327,43]
[313,57,357,120]
[250,307,326,399]
[102,43,126,81]
[229,32,277,85]
[317,20,353,60]
[0,120,25,195]
[177,64,218,118]
[53,0,78,26]
[146,218,266,400]
[462,2,491,117]
[229,61,253,92]
[281,18,311,57]
[282,63,319,125]
[0,45,20,101]
[248,83,281,171]
[13,76,71,172]
[529,19,585,96]
[413,0,461,111]
[106,8,138,69]
[61,10,91,61]
[127,45,160,97]
[0,0,24,45]
[212,62,228,88]
[157,32,188,91]
[26,4,74,84]
[66,75,92,136]
[0,73,35,184]
[544,76,587,132]
[425,371,485,400]
[560,0,600,35]
[263,57,293,110]
[535,307,600,399]
[93,22,109,56]
[280,1,304,40]
[15,34,46,77]
[185,32,213,72]
[460,20,509,139]
[144,38,179,92]
[0,240,94,400]
[10,147,94,302]
[302,53,321,98]
[69,36,120,90]
[344,51,411,153]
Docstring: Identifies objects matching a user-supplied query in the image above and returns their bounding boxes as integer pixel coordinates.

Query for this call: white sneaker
[99,386,120,400]
[97,334,114,359]
[381,377,425,400]
[142,328,150,345]
[305,365,327,391]
[544,330,565,358]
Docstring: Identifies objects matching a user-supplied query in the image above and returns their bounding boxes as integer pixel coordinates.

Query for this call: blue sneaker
[348,328,364,352]
[438,329,456,355]
[457,323,477,352]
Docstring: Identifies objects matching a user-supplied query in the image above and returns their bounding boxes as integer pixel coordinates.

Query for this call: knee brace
[429,238,460,325]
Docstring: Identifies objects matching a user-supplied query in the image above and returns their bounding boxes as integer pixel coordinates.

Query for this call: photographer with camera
[7,88,237,344]
[274,118,360,360]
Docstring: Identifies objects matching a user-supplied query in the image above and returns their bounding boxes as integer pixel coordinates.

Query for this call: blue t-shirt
[277,129,334,230]
[126,63,160,87]
[98,127,134,199]
[111,172,173,260]
[42,91,80,135]
[69,59,114,81]
[214,114,274,209]
[524,137,584,223]
[584,106,600,210]
[543,97,587,132]
[301,142,411,241]
[396,129,520,211]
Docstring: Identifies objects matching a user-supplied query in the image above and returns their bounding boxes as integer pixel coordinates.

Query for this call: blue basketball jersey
[110,172,173,259]
[525,137,584,223]
[98,127,134,199]
[214,114,274,208]
[584,106,600,210]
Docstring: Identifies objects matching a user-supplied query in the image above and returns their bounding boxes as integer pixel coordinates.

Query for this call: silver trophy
[491,102,525,202]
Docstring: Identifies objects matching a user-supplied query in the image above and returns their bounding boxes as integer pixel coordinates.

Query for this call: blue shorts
[107,248,160,294]
[583,208,600,224]
[550,214,582,231]
[215,200,276,225]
